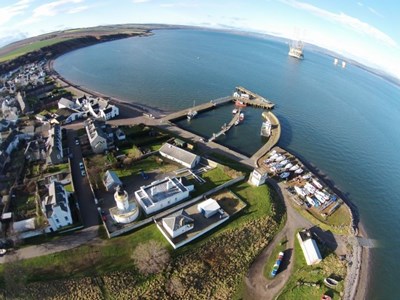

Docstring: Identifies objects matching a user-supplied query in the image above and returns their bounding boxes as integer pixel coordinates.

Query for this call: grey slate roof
[159,143,198,167]
[163,209,194,232]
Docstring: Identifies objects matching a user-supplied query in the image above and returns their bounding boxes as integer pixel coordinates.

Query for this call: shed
[103,170,122,192]
[159,143,200,169]
[197,198,221,218]
[297,229,322,265]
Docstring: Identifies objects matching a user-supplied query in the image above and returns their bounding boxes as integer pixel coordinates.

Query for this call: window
[55,219,59,223]
[65,216,69,221]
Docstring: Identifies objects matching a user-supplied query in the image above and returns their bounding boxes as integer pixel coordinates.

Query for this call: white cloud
[367,7,383,18]
[160,2,199,8]
[357,2,363,7]
[280,0,396,47]
[0,0,33,26]
[132,0,150,3]
[67,5,89,14]
[32,0,84,18]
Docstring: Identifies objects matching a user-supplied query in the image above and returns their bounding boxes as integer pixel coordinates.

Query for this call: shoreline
[278,147,370,300]
[47,44,369,299]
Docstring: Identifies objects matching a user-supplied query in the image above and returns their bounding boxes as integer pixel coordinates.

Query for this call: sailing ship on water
[288,40,304,59]
[333,58,346,69]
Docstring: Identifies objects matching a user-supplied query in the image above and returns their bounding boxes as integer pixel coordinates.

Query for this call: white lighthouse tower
[109,185,139,224]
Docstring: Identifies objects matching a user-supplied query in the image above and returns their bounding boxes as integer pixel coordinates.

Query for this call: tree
[132,240,170,275]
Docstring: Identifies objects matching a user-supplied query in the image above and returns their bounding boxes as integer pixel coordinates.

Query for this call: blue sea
[54,29,400,299]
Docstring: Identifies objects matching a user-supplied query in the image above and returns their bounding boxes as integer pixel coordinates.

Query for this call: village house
[85,119,109,154]
[103,170,122,192]
[159,143,200,169]
[135,177,194,215]
[297,229,322,265]
[162,209,194,238]
[42,181,73,232]
[46,125,64,165]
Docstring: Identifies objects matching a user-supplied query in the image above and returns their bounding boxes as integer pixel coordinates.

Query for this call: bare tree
[132,240,170,275]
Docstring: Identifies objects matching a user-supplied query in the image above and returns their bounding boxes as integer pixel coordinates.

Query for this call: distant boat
[284,163,293,170]
[288,40,304,59]
[294,186,306,197]
[289,164,300,171]
[239,112,244,122]
[342,61,346,68]
[334,58,338,65]
[295,168,304,174]
[187,100,197,120]
[235,100,247,107]
[232,108,238,114]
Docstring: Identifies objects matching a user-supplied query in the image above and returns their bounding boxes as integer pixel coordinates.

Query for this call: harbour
[52,29,400,299]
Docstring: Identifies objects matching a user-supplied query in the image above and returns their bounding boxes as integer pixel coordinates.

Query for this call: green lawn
[0,38,70,62]
[296,202,351,235]
[277,231,346,300]
[46,163,70,174]
[113,156,161,179]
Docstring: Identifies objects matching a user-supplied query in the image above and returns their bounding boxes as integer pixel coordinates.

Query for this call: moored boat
[232,108,238,114]
[324,277,339,288]
[280,172,290,179]
[239,112,244,122]
[187,110,198,120]
[289,164,300,171]
[235,100,247,107]
[295,168,304,174]
[271,252,285,277]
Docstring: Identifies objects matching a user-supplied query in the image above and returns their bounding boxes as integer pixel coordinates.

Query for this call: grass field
[0,38,69,62]
[277,231,346,300]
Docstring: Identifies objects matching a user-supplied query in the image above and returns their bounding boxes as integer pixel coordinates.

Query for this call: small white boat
[280,159,289,166]
[306,196,316,207]
[312,179,323,189]
[239,113,244,122]
[269,150,277,156]
[295,168,304,174]
[284,163,293,170]
[294,186,306,197]
[280,172,290,179]
[187,110,198,120]
[289,164,299,171]
[324,277,339,288]
[314,192,326,204]
[232,108,238,114]
[275,156,285,162]
[304,182,316,194]
[269,154,279,161]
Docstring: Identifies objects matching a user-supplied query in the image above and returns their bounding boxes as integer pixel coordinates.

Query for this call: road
[244,179,313,300]
[66,129,100,227]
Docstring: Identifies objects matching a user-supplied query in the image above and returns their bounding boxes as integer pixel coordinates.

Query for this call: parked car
[79,162,84,169]
[81,170,86,177]
[0,239,13,249]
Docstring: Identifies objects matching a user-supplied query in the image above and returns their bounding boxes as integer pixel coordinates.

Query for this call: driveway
[67,129,100,227]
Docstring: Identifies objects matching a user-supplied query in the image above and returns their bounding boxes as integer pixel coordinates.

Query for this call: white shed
[197,198,221,218]
[297,229,322,265]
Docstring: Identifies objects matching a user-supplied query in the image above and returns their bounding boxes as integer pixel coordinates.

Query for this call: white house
[85,119,108,154]
[197,198,223,218]
[103,170,122,191]
[46,125,64,165]
[58,97,80,110]
[249,168,269,186]
[135,177,194,215]
[297,229,322,265]
[159,143,200,169]
[162,209,194,238]
[100,105,119,120]
[42,181,73,232]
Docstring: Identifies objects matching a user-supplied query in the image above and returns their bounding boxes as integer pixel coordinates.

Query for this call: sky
[0,0,399,79]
